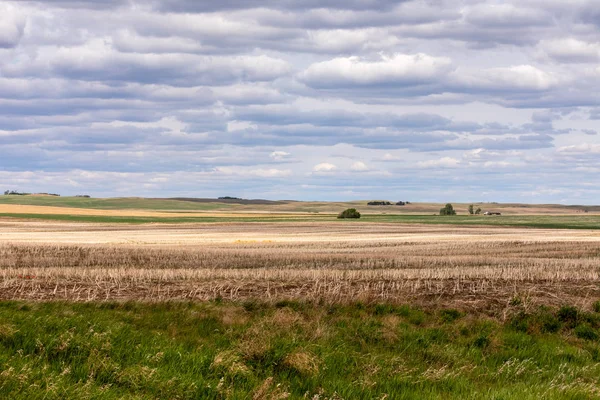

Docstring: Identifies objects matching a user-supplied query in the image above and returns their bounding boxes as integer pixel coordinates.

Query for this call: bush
[440,309,463,323]
[593,301,600,313]
[575,324,598,341]
[337,208,361,219]
[558,306,579,327]
[439,203,457,216]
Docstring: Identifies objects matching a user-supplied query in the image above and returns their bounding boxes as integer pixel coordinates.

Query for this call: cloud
[417,157,461,168]
[465,4,550,28]
[313,163,337,172]
[150,0,405,13]
[0,4,26,48]
[539,38,600,63]
[214,166,292,178]
[300,53,454,88]
[270,151,291,160]
[453,65,559,92]
[2,38,292,85]
[557,143,600,154]
[350,161,369,171]
[1,0,600,203]
[381,153,400,161]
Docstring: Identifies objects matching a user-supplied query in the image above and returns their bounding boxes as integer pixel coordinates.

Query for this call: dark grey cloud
[1,45,292,86]
[151,0,406,13]
[19,0,130,9]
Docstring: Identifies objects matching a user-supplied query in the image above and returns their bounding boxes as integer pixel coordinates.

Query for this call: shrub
[440,309,463,323]
[558,306,578,326]
[593,301,600,313]
[473,335,491,348]
[574,324,598,341]
[540,313,562,333]
[439,203,457,216]
[337,208,361,219]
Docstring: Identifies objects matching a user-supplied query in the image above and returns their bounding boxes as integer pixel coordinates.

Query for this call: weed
[440,309,463,323]
[558,306,579,327]
[574,324,599,341]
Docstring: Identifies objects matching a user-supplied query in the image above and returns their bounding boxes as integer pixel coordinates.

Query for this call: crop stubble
[1,221,599,311]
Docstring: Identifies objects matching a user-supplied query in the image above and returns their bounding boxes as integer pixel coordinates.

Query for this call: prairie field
[2,202,600,398]
[1,220,600,311]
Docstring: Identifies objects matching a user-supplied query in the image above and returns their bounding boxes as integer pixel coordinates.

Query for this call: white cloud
[300,53,454,87]
[539,38,600,63]
[313,162,338,172]
[456,65,559,92]
[270,151,290,160]
[302,28,401,53]
[0,4,26,48]
[381,153,400,161]
[213,166,292,177]
[417,157,461,168]
[350,161,369,171]
[557,144,600,154]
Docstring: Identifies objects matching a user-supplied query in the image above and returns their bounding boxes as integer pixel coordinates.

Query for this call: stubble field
[1,220,600,311]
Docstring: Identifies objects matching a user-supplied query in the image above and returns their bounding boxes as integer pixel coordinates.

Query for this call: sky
[0,0,599,203]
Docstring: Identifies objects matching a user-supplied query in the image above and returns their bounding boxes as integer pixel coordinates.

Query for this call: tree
[475,207,482,215]
[439,203,456,216]
[3,190,8,195]
[338,208,361,219]
[468,204,474,215]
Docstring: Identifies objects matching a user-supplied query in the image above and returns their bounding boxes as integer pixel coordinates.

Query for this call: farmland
[1,221,600,309]
[1,198,600,398]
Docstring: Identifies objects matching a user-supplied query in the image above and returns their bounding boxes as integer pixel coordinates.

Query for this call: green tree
[475,207,482,215]
[440,203,457,216]
[338,208,361,219]
[468,204,474,215]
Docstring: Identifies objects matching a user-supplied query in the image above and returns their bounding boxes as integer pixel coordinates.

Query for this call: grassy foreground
[1,301,600,399]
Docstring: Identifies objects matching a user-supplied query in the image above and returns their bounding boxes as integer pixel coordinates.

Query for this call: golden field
[1,220,600,312]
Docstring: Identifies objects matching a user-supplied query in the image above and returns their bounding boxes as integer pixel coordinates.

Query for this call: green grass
[0,196,232,211]
[3,212,600,230]
[1,301,600,399]
[0,213,331,224]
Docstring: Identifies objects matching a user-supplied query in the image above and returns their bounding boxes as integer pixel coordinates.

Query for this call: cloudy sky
[1,0,599,203]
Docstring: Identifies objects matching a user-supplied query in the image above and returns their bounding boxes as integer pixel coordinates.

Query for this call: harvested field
[1,221,600,312]
[0,204,309,218]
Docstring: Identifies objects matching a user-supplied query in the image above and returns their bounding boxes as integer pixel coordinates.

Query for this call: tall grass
[1,301,600,399]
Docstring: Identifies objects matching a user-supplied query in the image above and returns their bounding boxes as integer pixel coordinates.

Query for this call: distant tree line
[4,191,60,196]
[218,196,242,200]
[367,201,411,206]
[4,190,30,196]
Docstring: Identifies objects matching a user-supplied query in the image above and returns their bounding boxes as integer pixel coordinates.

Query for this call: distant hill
[167,197,289,205]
